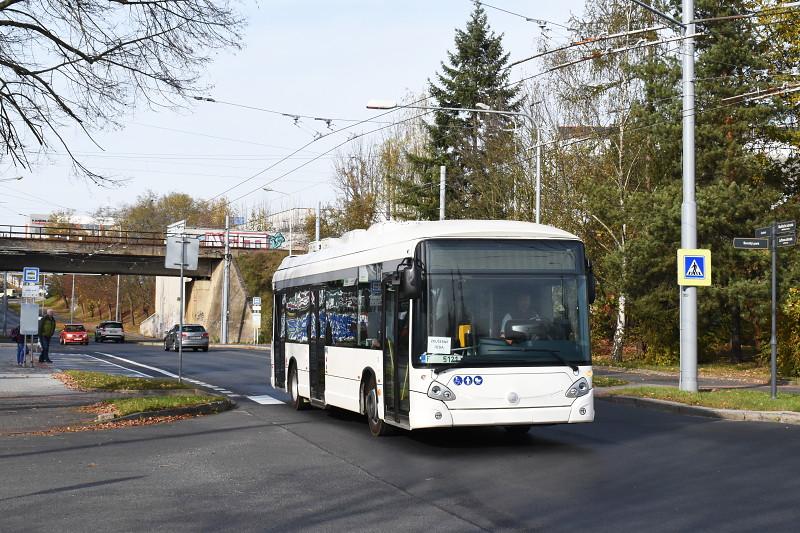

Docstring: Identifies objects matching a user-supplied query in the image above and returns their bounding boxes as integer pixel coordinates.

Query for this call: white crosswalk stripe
[49,352,149,377]
[246,394,284,405]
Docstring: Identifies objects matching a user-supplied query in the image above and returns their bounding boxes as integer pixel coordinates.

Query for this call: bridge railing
[0,224,285,249]
[0,224,167,246]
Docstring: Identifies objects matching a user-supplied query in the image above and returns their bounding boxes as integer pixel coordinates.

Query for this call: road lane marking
[246,394,284,405]
[94,352,178,378]
[93,352,284,404]
[81,353,151,377]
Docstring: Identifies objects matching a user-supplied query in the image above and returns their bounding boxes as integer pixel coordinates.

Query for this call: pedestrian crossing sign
[677,249,711,286]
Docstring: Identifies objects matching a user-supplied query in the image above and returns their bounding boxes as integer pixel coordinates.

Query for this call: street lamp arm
[628,0,685,28]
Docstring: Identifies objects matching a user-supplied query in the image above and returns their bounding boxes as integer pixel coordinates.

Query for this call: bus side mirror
[398,257,421,299]
[586,259,596,305]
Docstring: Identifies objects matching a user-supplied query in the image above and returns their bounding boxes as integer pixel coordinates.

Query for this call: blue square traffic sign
[22,267,39,284]
[683,256,705,279]
[677,249,711,287]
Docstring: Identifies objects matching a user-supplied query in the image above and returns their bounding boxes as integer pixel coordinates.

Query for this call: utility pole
[70,274,76,324]
[679,0,698,392]
[316,202,321,241]
[532,100,541,224]
[629,0,698,392]
[439,165,446,220]
[2,271,7,336]
[115,274,120,322]
[289,210,293,256]
[221,214,230,344]
[179,233,186,382]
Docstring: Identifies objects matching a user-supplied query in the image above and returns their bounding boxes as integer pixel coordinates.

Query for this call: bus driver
[500,292,542,340]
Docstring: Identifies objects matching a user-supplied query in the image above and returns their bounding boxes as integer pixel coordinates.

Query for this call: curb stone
[95,398,235,423]
[597,392,800,425]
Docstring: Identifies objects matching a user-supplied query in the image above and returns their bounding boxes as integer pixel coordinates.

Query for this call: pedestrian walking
[38,309,56,364]
[11,326,25,366]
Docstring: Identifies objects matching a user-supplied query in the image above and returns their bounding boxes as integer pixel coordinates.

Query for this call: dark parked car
[164,324,209,352]
[95,321,125,343]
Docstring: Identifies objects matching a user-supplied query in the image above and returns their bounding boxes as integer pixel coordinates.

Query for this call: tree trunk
[129,296,136,326]
[730,303,743,362]
[612,293,626,362]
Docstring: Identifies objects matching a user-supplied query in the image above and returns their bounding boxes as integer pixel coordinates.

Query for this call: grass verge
[593,375,629,387]
[104,395,225,417]
[605,386,800,412]
[59,370,190,391]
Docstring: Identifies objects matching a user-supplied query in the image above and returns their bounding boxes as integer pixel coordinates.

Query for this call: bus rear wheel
[288,363,307,410]
[364,374,391,437]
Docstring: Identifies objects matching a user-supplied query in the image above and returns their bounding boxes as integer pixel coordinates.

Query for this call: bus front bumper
[407,389,595,430]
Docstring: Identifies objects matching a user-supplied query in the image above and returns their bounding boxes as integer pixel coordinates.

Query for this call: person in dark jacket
[38,309,56,363]
[11,326,25,366]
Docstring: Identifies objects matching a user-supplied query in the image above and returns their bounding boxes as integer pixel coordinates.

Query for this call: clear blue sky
[0,0,585,227]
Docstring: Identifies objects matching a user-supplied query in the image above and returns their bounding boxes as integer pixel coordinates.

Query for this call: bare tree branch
[0,0,243,184]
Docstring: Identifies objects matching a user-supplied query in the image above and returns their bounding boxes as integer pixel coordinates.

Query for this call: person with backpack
[11,325,25,366]
[38,309,56,364]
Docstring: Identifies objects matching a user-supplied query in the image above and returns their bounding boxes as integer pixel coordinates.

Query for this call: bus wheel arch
[359,368,377,416]
[362,369,391,436]
[288,358,307,410]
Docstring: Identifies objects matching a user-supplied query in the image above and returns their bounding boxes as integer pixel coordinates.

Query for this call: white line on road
[81,353,151,378]
[94,352,178,378]
[93,352,285,405]
[247,395,284,405]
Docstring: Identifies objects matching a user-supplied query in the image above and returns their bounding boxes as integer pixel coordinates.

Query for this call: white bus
[271,220,596,436]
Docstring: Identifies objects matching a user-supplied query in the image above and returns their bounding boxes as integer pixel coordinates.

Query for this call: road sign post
[733,219,795,399]
[770,221,778,399]
[165,228,200,383]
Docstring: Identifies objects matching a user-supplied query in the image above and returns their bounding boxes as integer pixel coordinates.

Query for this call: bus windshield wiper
[528,348,580,373]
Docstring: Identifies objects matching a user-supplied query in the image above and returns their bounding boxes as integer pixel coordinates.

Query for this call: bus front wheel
[364,374,391,437]
[288,363,307,410]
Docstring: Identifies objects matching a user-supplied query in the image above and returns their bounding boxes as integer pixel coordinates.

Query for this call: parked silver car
[164,324,209,352]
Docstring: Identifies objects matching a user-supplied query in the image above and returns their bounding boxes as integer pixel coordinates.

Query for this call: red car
[60,324,89,345]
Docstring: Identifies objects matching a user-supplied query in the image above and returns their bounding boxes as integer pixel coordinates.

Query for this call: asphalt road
[2,342,799,531]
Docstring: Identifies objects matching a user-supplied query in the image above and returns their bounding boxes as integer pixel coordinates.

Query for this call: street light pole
[679,0,698,392]
[115,274,120,322]
[626,0,697,392]
[367,100,543,223]
[71,274,76,324]
[221,214,230,344]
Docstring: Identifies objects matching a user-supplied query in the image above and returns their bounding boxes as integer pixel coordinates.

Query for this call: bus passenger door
[382,282,410,423]
[273,294,286,388]
[309,288,326,403]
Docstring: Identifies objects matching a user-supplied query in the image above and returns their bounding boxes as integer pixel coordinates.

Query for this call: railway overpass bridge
[0,225,287,342]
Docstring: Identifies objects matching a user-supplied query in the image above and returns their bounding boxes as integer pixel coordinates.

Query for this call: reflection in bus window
[286,290,310,342]
[325,286,357,345]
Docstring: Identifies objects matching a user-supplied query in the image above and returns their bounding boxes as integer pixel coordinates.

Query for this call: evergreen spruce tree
[624,0,794,360]
[396,2,521,220]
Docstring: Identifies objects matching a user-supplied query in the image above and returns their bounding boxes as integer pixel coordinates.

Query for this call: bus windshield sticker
[420,353,463,364]
[427,336,452,354]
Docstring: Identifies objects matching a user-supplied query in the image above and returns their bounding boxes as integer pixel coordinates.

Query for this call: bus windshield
[417,239,591,368]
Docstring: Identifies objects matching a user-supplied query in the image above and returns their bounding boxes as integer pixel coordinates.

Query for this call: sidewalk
[594,365,800,395]
[0,359,118,435]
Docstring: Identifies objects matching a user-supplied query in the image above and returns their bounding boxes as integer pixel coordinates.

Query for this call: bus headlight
[427,382,456,402]
[566,377,591,398]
